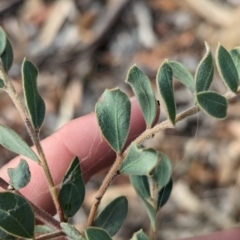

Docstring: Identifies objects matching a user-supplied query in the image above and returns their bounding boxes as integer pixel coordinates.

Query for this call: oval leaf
[22,59,46,129]
[95,88,131,153]
[230,47,240,78]
[126,65,157,128]
[0,27,6,56]
[0,192,34,238]
[93,196,128,236]
[216,43,239,93]
[196,91,227,119]
[195,42,213,93]
[7,159,31,190]
[131,229,150,240]
[61,223,85,240]
[157,60,176,125]
[169,61,195,94]
[120,143,158,175]
[85,227,112,240]
[157,178,173,209]
[1,37,13,72]
[0,124,39,162]
[152,152,172,188]
[59,156,85,218]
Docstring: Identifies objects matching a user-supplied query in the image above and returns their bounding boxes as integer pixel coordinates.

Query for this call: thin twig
[87,87,240,226]
[0,177,61,230]
[0,69,65,222]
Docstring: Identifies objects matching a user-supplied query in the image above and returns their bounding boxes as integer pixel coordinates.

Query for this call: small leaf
[61,223,85,240]
[85,227,112,240]
[35,225,52,234]
[22,59,46,129]
[131,229,150,240]
[152,152,172,188]
[169,61,195,94]
[59,156,85,218]
[126,65,157,128]
[0,27,6,56]
[216,43,239,93]
[7,159,31,190]
[0,192,34,238]
[93,196,128,236]
[130,176,156,230]
[0,229,15,240]
[157,60,176,125]
[157,178,173,209]
[120,143,158,175]
[1,37,13,72]
[95,88,131,153]
[230,47,240,78]
[195,42,214,93]
[0,125,39,162]
[196,91,227,119]
[0,78,5,88]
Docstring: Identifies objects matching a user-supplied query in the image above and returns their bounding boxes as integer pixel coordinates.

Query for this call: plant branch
[35,230,64,240]
[87,154,123,226]
[0,69,65,222]
[87,87,240,227]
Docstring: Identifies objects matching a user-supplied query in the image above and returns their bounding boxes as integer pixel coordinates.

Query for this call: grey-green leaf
[22,59,46,129]
[0,192,34,238]
[95,88,131,153]
[120,143,158,175]
[196,91,227,119]
[152,152,172,188]
[126,65,157,128]
[169,61,195,94]
[130,176,156,230]
[7,159,31,190]
[230,47,240,78]
[59,156,85,218]
[93,196,128,236]
[157,60,176,125]
[0,27,6,56]
[0,78,5,88]
[1,37,13,72]
[216,43,239,93]
[85,227,112,240]
[131,229,150,240]
[195,42,213,93]
[0,125,39,162]
[61,222,85,240]
[157,178,173,209]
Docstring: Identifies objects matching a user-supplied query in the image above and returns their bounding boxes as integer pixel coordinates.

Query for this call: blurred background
[1,0,240,239]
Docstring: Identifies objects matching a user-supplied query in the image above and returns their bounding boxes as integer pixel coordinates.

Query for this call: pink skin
[0,98,238,240]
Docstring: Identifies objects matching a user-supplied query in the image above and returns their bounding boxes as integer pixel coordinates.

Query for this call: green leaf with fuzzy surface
[126,65,157,128]
[59,156,85,218]
[130,229,149,240]
[85,227,112,240]
[196,91,227,119]
[1,37,13,72]
[230,47,240,79]
[195,42,213,93]
[0,192,34,238]
[152,152,172,188]
[157,177,173,209]
[130,176,156,230]
[169,61,195,94]
[157,60,176,125]
[216,43,239,93]
[0,27,6,56]
[8,159,31,190]
[61,223,85,240]
[22,59,46,130]
[120,143,158,175]
[95,88,131,153]
[93,196,128,236]
[0,125,39,162]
